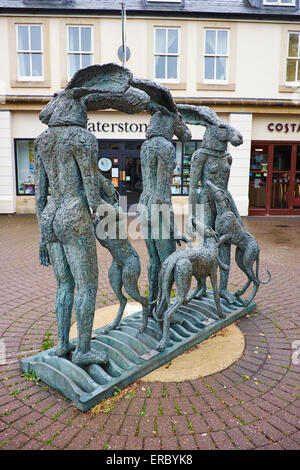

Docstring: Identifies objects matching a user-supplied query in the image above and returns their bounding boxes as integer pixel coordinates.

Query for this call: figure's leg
[210,269,226,319]
[158,260,192,351]
[122,259,149,333]
[235,247,251,296]
[153,268,173,328]
[104,261,127,334]
[218,242,236,304]
[241,249,260,305]
[64,234,107,366]
[48,242,75,357]
[187,276,204,302]
[145,238,160,316]
[197,195,215,295]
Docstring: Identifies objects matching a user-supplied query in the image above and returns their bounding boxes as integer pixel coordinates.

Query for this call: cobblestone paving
[0,214,299,450]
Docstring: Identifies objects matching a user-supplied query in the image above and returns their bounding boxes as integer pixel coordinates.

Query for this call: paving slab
[0,214,299,449]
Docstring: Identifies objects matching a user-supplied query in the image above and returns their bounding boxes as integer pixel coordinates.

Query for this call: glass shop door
[249,142,300,215]
[269,144,300,215]
[292,146,300,210]
[118,141,143,213]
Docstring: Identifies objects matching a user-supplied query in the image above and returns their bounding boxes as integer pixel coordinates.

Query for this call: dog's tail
[256,256,271,285]
[217,256,230,271]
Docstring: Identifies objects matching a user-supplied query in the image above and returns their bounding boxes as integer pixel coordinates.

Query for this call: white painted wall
[228,113,253,217]
[0,111,15,213]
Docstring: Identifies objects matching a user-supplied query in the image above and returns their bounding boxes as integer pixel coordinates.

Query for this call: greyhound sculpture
[94,183,149,334]
[153,226,229,351]
[207,180,271,305]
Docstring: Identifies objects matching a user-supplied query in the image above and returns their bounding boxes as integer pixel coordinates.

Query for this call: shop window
[248,144,268,208]
[15,140,35,195]
[68,26,93,79]
[286,32,300,84]
[154,27,179,82]
[297,146,300,170]
[17,24,43,80]
[172,141,202,196]
[204,29,229,83]
[124,142,143,150]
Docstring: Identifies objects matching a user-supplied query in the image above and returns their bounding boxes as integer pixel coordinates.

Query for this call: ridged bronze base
[20,292,255,411]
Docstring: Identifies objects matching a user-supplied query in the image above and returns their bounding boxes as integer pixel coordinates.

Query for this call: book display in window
[182,141,202,195]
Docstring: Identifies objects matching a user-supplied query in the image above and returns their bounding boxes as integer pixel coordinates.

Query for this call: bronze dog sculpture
[207,180,271,305]
[153,226,229,351]
[94,186,149,334]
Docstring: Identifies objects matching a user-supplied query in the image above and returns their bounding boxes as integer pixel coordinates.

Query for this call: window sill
[197,82,235,91]
[11,80,51,88]
[159,82,187,90]
[279,84,300,92]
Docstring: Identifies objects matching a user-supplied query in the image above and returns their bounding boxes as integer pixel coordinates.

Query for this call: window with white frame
[68,26,93,78]
[263,0,295,5]
[286,32,300,84]
[17,24,43,80]
[204,29,229,83]
[154,28,179,82]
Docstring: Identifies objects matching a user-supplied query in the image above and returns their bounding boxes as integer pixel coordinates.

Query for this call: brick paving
[0,214,300,450]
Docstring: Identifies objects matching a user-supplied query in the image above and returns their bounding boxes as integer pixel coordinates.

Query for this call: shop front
[249,116,300,216]
[12,110,208,214]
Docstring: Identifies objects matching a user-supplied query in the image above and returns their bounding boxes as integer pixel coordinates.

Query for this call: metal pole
[121,2,126,66]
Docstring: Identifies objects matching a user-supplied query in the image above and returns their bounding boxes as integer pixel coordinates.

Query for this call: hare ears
[65,63,133,95]
[177,104,219,125]
[131,78,178,115]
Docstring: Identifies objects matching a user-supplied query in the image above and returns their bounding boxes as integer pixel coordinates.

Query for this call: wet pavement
[0,214,299,450]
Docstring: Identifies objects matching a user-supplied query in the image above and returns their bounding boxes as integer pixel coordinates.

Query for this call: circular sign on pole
[118,45,130,62]
[98,158,112,172]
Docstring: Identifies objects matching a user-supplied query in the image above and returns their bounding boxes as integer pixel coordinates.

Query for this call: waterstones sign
[268,122,300,133]
[87,119,148,134]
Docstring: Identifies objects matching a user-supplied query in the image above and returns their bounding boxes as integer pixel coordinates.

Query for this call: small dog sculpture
[94,180,148,334]
[206,180,271,305]
[153,226,229,351]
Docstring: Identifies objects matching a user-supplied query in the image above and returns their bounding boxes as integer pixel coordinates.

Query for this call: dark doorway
[98,140,143,212]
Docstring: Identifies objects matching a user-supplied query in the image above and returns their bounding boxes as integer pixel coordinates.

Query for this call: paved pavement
[0,214,300,450]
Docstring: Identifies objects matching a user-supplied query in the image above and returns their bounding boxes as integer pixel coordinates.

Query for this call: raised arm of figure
[186,150,208,238]
[74,137,105,213]
[84,87,150,115]
[177,104,225,128]
[34,148,51,267]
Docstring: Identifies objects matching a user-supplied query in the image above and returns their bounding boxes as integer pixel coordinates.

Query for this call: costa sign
[268,122,300,133]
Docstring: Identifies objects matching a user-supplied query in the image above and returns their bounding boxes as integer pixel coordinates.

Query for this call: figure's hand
[185,218,196,239]
[39,240,51,267]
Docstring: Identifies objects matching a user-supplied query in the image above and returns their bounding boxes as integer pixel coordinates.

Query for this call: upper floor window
[154,27,179,82]
[263,0,295,5]
[286,32,300,84]
[204,29,229,83]
[68,26,93,79]
[17,24,43,80]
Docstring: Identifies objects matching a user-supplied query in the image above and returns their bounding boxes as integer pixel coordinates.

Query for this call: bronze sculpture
[34,64,149,366]
[178,104,244,304]
[207,180,271,305]
[153,225,229,351]
[133,79,192,316]
[21,64,264,411]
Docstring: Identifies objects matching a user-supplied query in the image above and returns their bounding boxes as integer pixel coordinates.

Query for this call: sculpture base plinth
[20,292,256,411]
